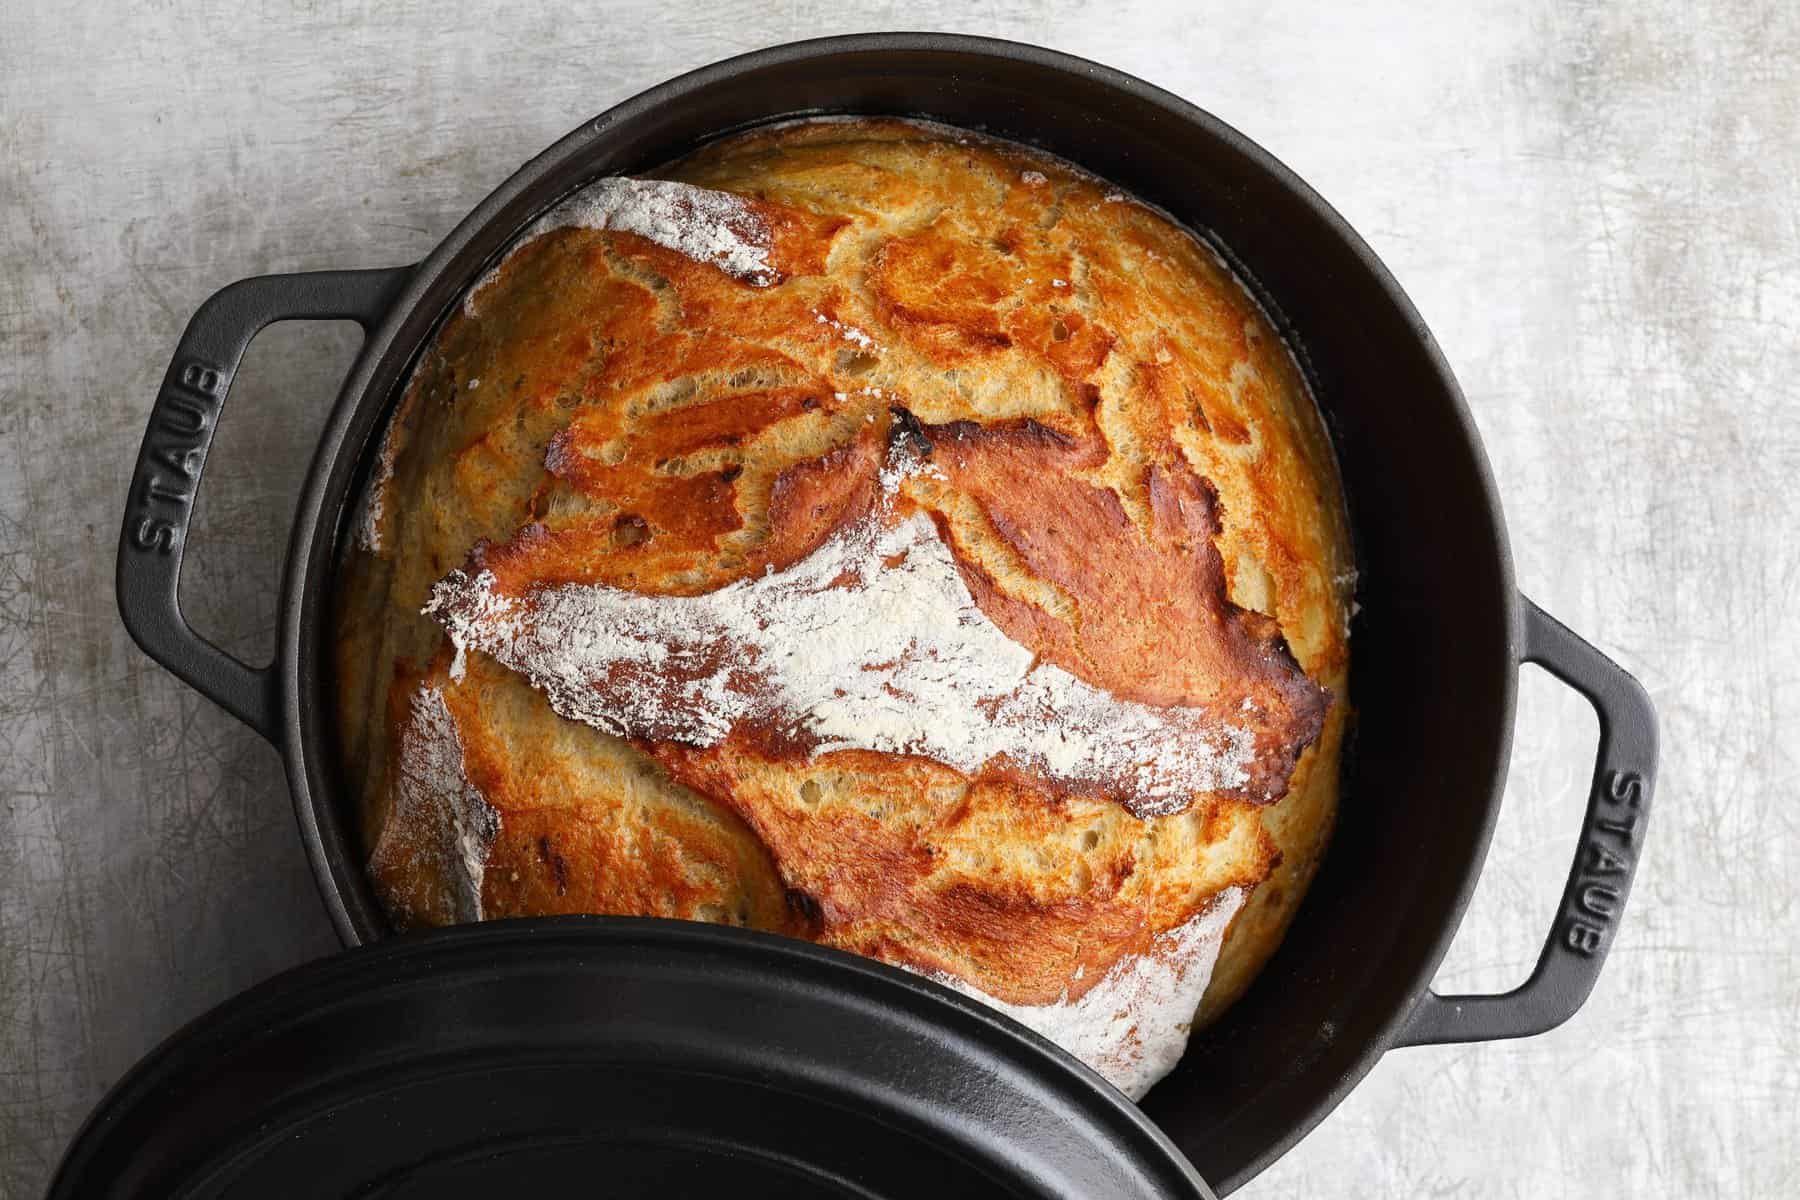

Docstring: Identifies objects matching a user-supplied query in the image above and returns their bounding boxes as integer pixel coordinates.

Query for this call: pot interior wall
[296,39,1517,1193]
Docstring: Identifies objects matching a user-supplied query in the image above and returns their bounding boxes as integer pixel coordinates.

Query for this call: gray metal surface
[1,2,1794,1196]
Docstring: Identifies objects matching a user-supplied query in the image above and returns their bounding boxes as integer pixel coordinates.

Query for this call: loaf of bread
[334,118,1353,1098]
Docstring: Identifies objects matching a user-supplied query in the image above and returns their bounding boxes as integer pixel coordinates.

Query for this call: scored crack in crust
[427,417,1326,817]
[333,117,1355,1098]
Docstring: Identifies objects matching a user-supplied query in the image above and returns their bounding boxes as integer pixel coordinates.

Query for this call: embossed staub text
[1563,768,1644,956]
[129,359,223,553]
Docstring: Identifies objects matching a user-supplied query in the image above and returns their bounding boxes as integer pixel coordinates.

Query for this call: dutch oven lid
[49,918,1213,1198]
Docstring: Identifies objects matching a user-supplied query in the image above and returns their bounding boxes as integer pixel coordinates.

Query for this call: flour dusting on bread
[465,177,775,316]
[426,443,1257,818]
[376,686,499,921]
[919,886,1247,1099]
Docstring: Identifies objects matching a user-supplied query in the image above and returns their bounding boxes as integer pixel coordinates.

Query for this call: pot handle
[1394,597,1658,1047]
[116,267,412,746]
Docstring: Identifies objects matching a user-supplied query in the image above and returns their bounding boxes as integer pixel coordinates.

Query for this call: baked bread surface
[334,118,1353,1093]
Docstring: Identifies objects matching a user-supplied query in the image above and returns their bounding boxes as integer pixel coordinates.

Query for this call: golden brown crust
[914,416,1328,803]
[335,117,1353,1024]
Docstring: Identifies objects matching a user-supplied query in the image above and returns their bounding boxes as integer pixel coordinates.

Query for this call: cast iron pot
[117,33,1659,1193]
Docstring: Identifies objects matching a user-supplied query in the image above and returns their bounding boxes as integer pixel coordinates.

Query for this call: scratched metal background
[1,1,1794,1196]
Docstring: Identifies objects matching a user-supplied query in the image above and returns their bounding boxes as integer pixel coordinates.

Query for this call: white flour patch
[385,686,499,921]
[463,177,775,316]
[425,448,1254,816]
[813,310,878,349]
[918,886,1247,1099]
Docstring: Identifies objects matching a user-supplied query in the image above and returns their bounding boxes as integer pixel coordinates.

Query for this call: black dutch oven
[103,33,1658,1196]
